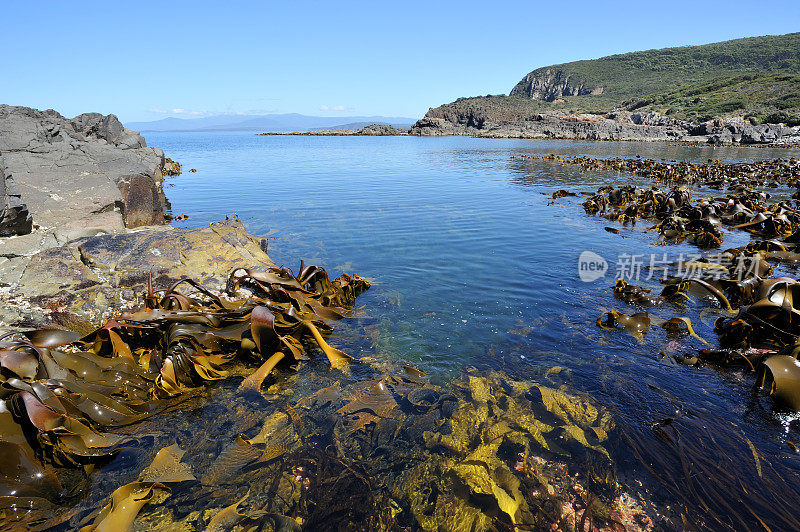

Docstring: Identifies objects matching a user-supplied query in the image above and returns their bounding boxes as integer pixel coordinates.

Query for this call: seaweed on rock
[0,262,368,530]
[0,256,624,531]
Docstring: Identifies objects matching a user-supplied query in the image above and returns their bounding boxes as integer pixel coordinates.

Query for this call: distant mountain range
[125,114,417,133]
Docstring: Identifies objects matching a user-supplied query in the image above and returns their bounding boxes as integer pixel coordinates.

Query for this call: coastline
[0,106,280,331]
[407,112,800,146]
[2,106,800,529]
[252,115,800,147]
[258,123,407,137]
[0,106,652,531]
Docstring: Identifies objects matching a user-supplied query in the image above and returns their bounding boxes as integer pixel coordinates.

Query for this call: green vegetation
[429,33,800,125]
[626,74,800,125]
[426,95,613,123]
[511,33,800,100]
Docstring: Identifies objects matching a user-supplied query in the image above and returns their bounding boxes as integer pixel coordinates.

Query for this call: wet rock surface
[0,219,274,329]
[0,105,170,260]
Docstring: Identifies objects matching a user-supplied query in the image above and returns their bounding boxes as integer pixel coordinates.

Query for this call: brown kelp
[0,262,368,530]
[535,153,800,405]
[536,154,800,250]
[528,152,800,528]
[0,257,631,531]
[532,154,800,189]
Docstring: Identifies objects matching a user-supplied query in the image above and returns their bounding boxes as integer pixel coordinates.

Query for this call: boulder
[739,124,782,144]
[355,124,403,135]
[409,117,468,136]
[708,130,736,144]
[0,105,169,259]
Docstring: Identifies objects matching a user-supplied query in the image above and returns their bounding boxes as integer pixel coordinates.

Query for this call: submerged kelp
[155,368,630,531]
[0,262,368,529]
[534,153,800,397]
[526,152,800,529]
[0,256,640,531]
[615,396,800,532]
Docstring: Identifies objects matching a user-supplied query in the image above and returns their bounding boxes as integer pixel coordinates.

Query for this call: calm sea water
[147,132,800,516]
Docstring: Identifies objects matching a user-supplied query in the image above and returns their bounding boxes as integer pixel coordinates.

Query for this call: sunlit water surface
[141,132,800,526]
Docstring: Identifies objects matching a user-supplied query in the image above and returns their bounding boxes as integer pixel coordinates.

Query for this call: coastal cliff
[510,68,603,101]
[414,33,800,143]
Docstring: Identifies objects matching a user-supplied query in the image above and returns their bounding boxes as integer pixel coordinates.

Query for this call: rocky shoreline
[0,106,644,532]
[257,112,800,146]
[259,123,407,136]
[2,105,796,530]
[410,111,800,145]
[0,106,170,257]
[0,106,279,332]
[3,103,793,333]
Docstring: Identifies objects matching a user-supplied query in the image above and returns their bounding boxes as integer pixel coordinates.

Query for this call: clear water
[148,132,800,519]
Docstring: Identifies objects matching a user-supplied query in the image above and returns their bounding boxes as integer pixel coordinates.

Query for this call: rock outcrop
[1,219,274,328]
[0,105,169,260]
[410,110,790,144]
[0,108,284,348]
[356,123,403,135]
[510,68,603,101]
[411,113,684,141]
[260,123,406,136]
[688,119,785,144]
[0,157,33,236]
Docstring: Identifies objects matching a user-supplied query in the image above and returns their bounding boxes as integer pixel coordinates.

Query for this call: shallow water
[146,132,800,527]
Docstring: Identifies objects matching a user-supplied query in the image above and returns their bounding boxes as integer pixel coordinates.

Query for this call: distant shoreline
[258,123,408,137]
[407,114,800,146]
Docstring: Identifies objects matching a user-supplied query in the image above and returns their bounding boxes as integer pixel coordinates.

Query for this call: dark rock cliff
[0,159,33,237]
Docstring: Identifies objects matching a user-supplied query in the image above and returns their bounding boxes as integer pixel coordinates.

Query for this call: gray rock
[739,124,782,144]
[0,105,169,260]
[410,112,686,141]
[708,130,735,144]
[6,219,274,328]
[408,118,466,136]
[410,109,788,144]
[355,124,403,135]
[0,158,32,236]
[777,126,800,146]
[70,112,147,149]
[510,68,603,101]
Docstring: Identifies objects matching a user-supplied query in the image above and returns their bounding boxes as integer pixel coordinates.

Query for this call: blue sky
[4,1,799,122]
